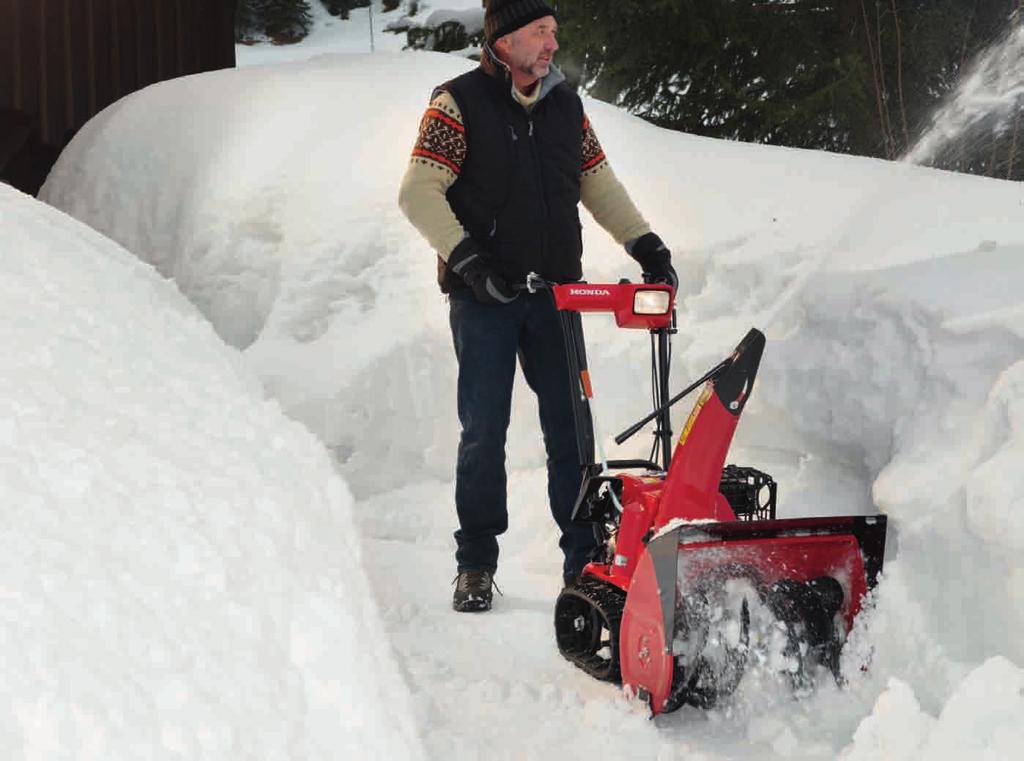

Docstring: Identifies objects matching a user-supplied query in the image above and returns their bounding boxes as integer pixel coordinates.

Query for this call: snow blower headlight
[633,289,671,315]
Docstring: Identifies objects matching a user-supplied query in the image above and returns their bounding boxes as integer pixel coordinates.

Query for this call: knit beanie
[484,0,558,44]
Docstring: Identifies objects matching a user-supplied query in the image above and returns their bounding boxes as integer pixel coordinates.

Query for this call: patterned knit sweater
[398,85,651,263]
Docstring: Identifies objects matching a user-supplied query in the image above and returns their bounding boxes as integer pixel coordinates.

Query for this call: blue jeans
[449,290,599,577]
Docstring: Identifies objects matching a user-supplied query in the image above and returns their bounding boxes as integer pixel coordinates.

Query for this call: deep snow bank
[841,657,1024,761]
[42,53,475,500]
[0,185,422,760]
[39,51,1024,757]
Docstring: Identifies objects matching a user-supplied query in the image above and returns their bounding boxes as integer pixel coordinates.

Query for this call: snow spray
[755,19,1024,335]
[903,22,1024,166]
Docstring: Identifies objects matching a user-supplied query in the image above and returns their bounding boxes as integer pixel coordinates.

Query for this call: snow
[0,185,423,759]
[419,8,485,35]
[236,2,404,65]
[842,658,1024,761]
[21,6,1024,759]
[235,1,484,66]
[904,23,1024,166]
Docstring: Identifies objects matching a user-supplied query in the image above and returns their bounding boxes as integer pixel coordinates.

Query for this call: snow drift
[0,184,423,760]
[39,47,1024,759]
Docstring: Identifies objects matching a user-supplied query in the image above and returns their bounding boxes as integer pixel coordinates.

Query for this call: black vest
[443,67,585,287]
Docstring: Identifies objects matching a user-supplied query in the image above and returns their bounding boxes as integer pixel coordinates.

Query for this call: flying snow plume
[904,22,1024,166]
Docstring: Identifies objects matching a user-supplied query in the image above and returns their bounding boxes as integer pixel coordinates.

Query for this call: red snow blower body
[546,280,887,715]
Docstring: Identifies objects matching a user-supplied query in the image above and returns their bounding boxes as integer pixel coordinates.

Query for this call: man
[398,0,676,612]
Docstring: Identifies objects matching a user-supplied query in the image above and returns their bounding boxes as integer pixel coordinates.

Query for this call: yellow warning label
[678,384,713,448]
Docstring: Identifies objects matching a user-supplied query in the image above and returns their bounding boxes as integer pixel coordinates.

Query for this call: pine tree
[236,0,266,42]
[555,0,1021,175]
[261,0,313,43]
[235,0,313,44]
[557,1,858,150]
[322,0,370,20]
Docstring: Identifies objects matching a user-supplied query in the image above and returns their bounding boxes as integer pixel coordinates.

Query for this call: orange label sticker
[678,384,713,448]
[580,370,594,399]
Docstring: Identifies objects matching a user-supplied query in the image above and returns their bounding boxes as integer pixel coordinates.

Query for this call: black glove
[627,232,678,292]
[447,238,519,305]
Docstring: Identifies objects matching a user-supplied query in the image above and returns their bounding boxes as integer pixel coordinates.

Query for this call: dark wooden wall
[1,0,237,195]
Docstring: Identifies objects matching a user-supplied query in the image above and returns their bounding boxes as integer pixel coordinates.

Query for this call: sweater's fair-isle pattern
[412,96,466,177]
[581,116,607,174]
[410,94,610,178]
[399,86,649,257]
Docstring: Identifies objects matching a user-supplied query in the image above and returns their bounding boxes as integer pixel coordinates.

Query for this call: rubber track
[554,578,627,682]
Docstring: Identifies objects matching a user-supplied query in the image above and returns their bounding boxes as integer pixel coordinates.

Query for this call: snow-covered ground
[16,4,1024,759]
[0,183,423,759]
[234,0,484,66]
[236,1,401,64]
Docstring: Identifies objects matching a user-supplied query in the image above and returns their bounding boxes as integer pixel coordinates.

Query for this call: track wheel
[554,578,626,682]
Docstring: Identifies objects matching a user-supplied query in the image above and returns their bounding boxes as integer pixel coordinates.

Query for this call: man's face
[497,16,559,84]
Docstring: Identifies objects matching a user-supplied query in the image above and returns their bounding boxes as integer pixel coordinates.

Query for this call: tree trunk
[860,0,892,158]
[875,2,896,158]
[1008,114,1020,179]
[954,2,978,172]
[1008,0,1023,179]
[890,0,910,152]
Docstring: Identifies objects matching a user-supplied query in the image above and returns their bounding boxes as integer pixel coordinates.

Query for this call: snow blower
[538,277,887,715]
